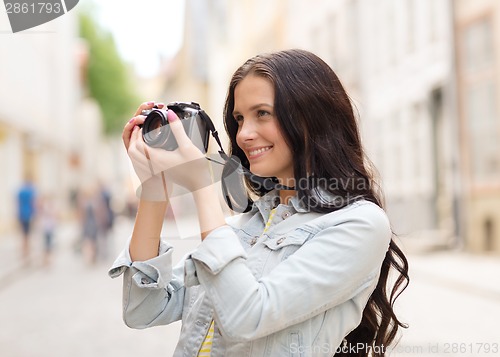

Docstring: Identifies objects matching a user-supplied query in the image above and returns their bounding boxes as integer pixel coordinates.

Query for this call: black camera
[141,102,211,152]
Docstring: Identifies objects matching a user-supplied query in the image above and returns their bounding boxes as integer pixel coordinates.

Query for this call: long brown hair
[223,49,409,355]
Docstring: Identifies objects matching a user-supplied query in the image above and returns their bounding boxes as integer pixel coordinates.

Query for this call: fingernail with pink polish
[147,101,154,105]
[129,118,135,123]
[167,110,178,122]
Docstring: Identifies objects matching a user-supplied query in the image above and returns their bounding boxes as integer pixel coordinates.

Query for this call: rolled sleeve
[108,247,132,278]
[108,237,186,328]
[108,238,174,289]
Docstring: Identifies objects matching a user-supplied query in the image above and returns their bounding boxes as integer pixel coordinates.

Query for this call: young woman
[110,49,409,356]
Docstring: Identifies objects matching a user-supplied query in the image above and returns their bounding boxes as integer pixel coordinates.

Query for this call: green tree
[78,11,138,134]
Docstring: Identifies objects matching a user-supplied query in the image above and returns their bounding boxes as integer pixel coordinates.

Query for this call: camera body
[141,102,210,152]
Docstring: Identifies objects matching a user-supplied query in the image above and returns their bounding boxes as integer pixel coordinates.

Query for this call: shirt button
[281,211,291,220]
[250,236,258,246]
[276,237,285,245]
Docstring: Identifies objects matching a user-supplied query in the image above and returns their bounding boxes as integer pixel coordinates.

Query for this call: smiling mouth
[248,146,273,158]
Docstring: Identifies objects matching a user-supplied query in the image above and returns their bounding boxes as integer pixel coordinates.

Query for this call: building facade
[454,0,500,252]
[356,0,460,249]
[0,14,102,232]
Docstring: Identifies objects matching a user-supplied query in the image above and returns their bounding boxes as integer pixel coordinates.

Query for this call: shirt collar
[253,186,355,216]
[253,190,310,220]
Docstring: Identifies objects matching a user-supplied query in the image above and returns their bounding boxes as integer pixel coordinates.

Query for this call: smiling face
[233,74,294,185]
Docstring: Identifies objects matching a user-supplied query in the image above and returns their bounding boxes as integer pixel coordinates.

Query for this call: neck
[277,176,295,189]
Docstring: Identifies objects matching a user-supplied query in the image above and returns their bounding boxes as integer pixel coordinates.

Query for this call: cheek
[274,133,291,156]
[279,143,294,169]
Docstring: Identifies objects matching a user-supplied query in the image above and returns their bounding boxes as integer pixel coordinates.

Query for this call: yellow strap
[263,208,277,234]
[197,320,215,356]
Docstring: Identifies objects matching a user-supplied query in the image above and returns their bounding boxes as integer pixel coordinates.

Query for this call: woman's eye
[235,115,244,124]
[257,110,270,117]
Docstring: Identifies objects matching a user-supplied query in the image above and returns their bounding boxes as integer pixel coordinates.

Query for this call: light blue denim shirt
[109,191,391,356]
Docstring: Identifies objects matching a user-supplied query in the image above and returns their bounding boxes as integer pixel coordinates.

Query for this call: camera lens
[142,109,173,148]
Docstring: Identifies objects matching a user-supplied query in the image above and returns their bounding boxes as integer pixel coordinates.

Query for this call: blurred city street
[0,215,499,357]
[392,246,500,356]
[0,215,198,357]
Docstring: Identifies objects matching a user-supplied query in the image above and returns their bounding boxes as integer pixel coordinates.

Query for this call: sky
[94,0,185,77]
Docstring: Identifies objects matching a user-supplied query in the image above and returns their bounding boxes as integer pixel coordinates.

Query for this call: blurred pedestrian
[80,188,99,265]
[16,178,36,261]
[39,194,57,267]
[109,49,410,356]
[96,182,115,261]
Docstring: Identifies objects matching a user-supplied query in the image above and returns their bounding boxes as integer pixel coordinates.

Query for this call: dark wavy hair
[223,49,409,356]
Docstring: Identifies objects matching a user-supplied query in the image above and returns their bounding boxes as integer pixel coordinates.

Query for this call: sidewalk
[393,242,500,356]
[399,238,500,300]
[0,220,81,289]
[410,251,500,299]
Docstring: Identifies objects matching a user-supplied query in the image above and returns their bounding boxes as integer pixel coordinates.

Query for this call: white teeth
[249,147,272,156]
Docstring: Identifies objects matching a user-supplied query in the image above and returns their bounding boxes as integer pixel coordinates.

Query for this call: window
[461,17,499,183]
[466,81,499,179]
[463,19,494,72]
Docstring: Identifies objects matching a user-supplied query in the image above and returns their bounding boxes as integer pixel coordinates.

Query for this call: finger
[123,117,138,150]
[128,125,142,153]
[133,115,147,126]
[134,101,157,116]
[166,109,191,148]
[134,128,156,164]
[129,134,155,180]
[128,139,150,165]
[123,113,148,150]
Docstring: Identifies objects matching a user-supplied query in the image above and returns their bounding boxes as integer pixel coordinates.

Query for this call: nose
[236,120,257,144]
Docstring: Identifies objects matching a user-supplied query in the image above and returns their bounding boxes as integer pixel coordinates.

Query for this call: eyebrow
[232,103,273,117]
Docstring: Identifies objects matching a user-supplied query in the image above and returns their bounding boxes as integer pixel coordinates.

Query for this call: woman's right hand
[123,101,170,201]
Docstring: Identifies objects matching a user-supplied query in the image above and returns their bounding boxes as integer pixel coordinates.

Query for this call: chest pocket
[262,230,312,261]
